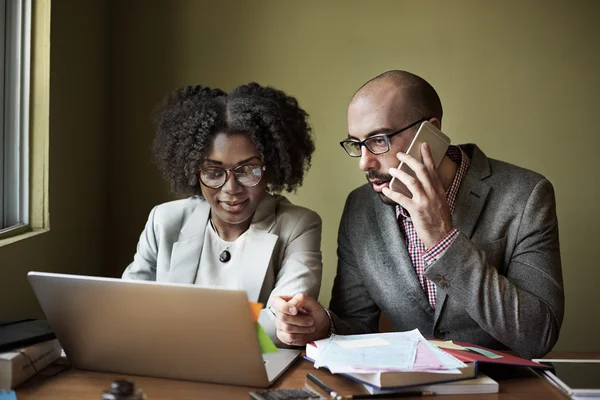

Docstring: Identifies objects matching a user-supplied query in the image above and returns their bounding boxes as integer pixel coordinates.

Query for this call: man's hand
[270,293,330,346]
[382,142,453,248]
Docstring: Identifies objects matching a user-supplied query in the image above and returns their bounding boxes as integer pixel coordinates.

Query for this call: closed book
[333,363,476,389]
[437,342,554,370]
[0,319,55,352]
[0,338,61,389]
[363,372,499,395]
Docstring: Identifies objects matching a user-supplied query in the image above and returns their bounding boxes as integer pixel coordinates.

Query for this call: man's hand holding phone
[382,142,454,249]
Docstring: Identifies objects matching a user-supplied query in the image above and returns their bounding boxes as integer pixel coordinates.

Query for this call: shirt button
[434,329,446,340]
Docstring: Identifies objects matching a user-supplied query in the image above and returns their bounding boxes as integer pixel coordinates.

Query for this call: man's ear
[428,118,442,130]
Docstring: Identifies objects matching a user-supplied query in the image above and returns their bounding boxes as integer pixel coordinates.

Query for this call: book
[0,319,55,352]
[342,366,477,390]
[0,338,62,390]
[363,372,499,395]
[435,341,553,370]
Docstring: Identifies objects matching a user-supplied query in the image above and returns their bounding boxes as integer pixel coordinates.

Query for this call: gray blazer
[122,194,323,345]
[329,144,564,359]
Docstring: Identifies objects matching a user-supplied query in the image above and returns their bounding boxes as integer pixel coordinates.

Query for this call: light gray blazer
[122,193,323,345]
[329,144,564,359]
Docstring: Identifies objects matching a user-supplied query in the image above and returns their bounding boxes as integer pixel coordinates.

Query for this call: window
[0,0,31,232]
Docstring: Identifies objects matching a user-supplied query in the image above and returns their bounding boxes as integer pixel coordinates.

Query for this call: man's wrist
[423,227,459,265]
[323,308,335,338]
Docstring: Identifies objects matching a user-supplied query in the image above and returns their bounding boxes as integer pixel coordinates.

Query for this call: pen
[306,373,435,399]
[306,373,343,400]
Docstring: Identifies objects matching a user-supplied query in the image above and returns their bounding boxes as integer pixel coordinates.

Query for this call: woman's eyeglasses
[199,164,266,189]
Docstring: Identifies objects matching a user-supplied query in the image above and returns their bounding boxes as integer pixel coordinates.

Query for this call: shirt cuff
[423,228,459,266]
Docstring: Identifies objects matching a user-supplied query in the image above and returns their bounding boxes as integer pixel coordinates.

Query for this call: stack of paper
[306,329,477,389]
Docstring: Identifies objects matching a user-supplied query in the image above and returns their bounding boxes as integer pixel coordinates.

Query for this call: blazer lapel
[372,193,434,316]
[241,230,278,302]
[168,201,210,284]
[434,145,491,322]
[240,194,280,302]
[452,146,491,239]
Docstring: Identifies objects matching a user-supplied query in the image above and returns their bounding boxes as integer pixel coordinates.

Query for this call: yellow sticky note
[249,302,263,322]
[256,323,278,354]
[429,340,468,350]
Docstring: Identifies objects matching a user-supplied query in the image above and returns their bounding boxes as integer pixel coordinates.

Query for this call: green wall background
[1,0,598,353]
[107,0,600,352]
[0,1,109,318]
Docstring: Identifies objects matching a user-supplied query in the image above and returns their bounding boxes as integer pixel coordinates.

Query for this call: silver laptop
[27,271,300,387]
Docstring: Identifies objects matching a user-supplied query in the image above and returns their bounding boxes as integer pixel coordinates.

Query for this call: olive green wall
[107,0,600,352]
[0,0,109,318]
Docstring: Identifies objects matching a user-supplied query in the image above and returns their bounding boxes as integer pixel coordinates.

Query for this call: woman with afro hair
[122,83,322,345]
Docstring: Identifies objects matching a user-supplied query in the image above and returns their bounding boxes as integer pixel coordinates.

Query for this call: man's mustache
[366,170,392,182]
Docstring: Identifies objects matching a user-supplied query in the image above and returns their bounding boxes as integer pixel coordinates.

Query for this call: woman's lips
[219,199,249,212]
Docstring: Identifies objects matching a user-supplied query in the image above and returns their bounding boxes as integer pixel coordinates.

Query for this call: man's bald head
[352,70,443,123]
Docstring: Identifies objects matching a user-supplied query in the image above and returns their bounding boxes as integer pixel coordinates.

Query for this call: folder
[437,341,553,370]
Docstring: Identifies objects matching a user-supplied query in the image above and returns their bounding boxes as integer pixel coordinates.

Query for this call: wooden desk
[16,352,599,399]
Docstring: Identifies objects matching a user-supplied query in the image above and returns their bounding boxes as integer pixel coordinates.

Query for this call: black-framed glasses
[339,118,428,157]
[199,164,266,189]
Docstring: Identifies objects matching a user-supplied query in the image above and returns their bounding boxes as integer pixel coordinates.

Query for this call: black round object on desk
[101,379,146,400]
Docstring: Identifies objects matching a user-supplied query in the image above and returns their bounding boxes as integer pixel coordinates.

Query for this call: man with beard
[270,70,564,359]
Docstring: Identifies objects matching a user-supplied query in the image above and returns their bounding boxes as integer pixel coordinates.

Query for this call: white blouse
[194,223,248,290]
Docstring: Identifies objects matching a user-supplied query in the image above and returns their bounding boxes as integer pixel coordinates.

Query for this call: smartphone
[389,120,451,198]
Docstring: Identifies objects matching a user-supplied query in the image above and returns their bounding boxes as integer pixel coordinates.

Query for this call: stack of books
[305,329,551,396]
[0,338,62,390]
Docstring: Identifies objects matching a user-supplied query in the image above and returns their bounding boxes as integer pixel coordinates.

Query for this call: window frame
[1,0,31,234]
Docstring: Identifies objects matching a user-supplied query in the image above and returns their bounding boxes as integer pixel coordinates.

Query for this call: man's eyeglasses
[199,164,266,189]
[339,118,428,157]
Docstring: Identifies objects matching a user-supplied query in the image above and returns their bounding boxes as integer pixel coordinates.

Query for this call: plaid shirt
[396,145,470,309]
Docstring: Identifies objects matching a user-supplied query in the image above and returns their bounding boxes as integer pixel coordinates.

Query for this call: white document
[401,329,467,371]
[334,337,390,349]
[315,332,418,373]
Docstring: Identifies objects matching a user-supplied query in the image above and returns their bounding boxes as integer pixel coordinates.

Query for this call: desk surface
[16,351,600,399]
